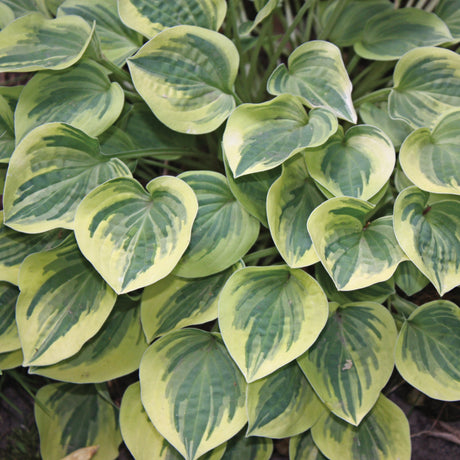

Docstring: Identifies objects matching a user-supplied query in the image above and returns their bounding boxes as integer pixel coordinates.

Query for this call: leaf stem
[318,0,350,40]
[99,58,132,85]
[140,158,182,173]
[353,88,391,107]
[243,247,279,265]
[106,147,207,160]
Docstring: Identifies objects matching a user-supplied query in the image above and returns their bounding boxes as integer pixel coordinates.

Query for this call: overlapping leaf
[140,329,247,460]
[395,300,460,401]
[15,59,125,141]
[389,47,460,129]
[239,0,278,35]
[221,429,272,460]
[436,0,460,39]
[74,176,198,294]
[0,93,14,163]
[289,431,327,460]
[0,282,20,353]
[219,265,328,382]
[128,25,238,134]
[0,13,93,72]
[267,41,356,123]
[393,187,460,296]
[16,236,117,366]
[223,95,337,177]
[399,110,460,195]
[305,125,395,201]
[267,155,323,267]
[298,302,397,425]
[0,2,15,29]
[1,0,48,17]
[0,348,23,371]
[394,261,429,297]
[3,123,131,233]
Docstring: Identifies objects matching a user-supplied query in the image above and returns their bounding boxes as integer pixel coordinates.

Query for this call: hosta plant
[0,0,459,459]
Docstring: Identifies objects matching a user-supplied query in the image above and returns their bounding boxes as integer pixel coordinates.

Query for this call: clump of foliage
[0,0,459,459]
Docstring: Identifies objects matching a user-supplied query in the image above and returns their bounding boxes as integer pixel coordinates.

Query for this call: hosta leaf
[174,171,259,277]
[118,0,227,38]
[30,295,148,383]
[246,362,324,438]
[267,155,324,267]
[311,395,410,460]
[395,300,460,400]
[394,165,415,193]
[1,0,48,17]
[0,85,23,110]
[297,302,397,425]
[0,13,93,72]
[74,176,198,294]
[267,41,356,123]
[35,383,121,460]
[16,236,117,366]
[0,212,69,285]
[98,126,137,172]
[308,198,406,290]
[0,2,15,29]
[289,431,327,460]
[3,123,131,233]
[45,0,65,15]
[399,110,460,195]
[57,0,143,66]
[394,260,430,297]
[0,282,20,353]
[436,0,460,39]
[389,47,460,129]
[221,429,272,460]
[393,187,460,296]
[15,59,124,141]
[141,262,241,342]
[0,348,23,371]
[139,329,247,460]
[0,93,14,163]
[354,8,452,61]
[239,0,278,35]
[223,95,338,177]
[128,25,238,134]
[219,265,328,382]
[305,125,395,201]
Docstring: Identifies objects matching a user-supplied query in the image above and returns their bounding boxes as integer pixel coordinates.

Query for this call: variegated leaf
[174,171,259,277]
[35,383,121,460]
[289,431,327,460]
[311,395,410,460]
[1,0,48,17]
[45,0,65,15]
[394,261,429,297]
[98,126,137,172]
[239,0,278,35]
[436,0,460,39]
[399,110,460,195]
[395,300,460,401]
[389,47,460,129]
[267,155,324,268]
[0,348,23,371]
[0,13,93,72]
[305,125,394,201]
[57,0,143,66]
[16,236,117,366]
[139,329,247,460]
[0,84,23,110]
[0,2,15,29]
[15,59,124,141]
[74,176,198,294]
[0,93,14,163]
[267,41,356,123]
[393,187,460,296]
[0,282,20,353]
[394,165,415,193]
[308,197,406,291]
[128,25,238,134]
[30,295,148,383]
[354,8,452,61]
[118,0,227,38]
[3,123,131,233]
[246,362,324,438]
[297,302,397,425]
[221,429,272,460]
[219,265,328,382]
[141,262,242,342]
[223,95,338,177]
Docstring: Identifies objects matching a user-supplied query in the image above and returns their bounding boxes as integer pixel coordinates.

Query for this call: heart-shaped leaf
[393,187,460,296]
[16,236,117,366]
[298,302,397,425]
[394,261,430,297]
[395,300,460,401]
[305,125,395,201]
[436,0,460,39]
[15,59,124,141]
[267,41,356,123]
[223,95,337,177]
[0,93,14,163]
[118,0,227,38]
[389,47,460,129]
[0,13,93,72]
[0,282,20,353]
[308,197,406,291]
[219,265,328,382]
[354,8,452,61]
[128,25,238,134]
[267,155,324,268]
[399,110,460,195]
[289,431,327,460]
[140,329,247,460]
[311,395,411,460]
[75,176,197,294]
[221,429,272,460]
[3,123,131,233]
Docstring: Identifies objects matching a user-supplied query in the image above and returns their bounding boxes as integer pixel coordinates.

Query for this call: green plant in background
[0,0,459,459]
